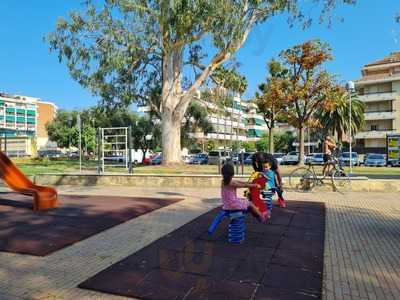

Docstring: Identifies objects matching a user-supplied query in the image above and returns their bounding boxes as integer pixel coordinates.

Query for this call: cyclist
[322,136,336,176]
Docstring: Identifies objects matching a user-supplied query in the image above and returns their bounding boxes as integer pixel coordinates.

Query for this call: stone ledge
[33,173,400,192]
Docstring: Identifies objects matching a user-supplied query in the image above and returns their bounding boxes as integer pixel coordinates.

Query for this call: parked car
[244,153,256,165]
[68,151,80,159]
[339,152,359,166]
[364,153,386,167]
[183,154,195,164]
[207,150,232,165]
[144,153,158,165]
[231,152,253,164]
[281,151,300,165]
[310,153,324,165]
[305,154,314,164]
[151,154,162,165]
[38,150,65,158]
[189,153,208,165]
[272,153,284,165]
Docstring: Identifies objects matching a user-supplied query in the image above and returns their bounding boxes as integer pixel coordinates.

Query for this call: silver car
[208,150,232,165]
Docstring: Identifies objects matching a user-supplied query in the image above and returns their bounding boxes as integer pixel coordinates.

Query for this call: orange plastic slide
[0,151,58,211]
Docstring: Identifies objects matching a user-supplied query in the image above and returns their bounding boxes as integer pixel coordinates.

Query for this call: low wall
[34,173,400,192]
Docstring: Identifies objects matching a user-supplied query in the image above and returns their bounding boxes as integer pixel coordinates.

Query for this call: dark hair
[221,163,234,185]
[252,152,265,172]
[263,153,278,171]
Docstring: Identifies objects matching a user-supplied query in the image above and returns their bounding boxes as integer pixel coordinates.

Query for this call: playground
[0,185,399,300]
[0,151,400,299]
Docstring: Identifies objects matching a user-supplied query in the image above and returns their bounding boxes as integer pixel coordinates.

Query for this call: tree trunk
[298,126,305,165]
[161,111,182,165]
[141,148,148,164]
[268,127,274,154]
[161,48,185,165]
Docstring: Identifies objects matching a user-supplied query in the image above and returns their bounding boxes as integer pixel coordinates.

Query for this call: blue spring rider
[208,210,246,244]
[262,190,274,213]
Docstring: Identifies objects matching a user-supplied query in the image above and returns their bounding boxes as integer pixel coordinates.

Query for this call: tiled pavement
[0,186,399,299]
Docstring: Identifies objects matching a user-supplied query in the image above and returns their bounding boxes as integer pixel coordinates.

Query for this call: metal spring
[228,216,245,243]
[263,191,274,212]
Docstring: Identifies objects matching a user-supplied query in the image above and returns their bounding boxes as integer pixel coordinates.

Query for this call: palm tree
[182,100,214,148]
[318,88,365,143]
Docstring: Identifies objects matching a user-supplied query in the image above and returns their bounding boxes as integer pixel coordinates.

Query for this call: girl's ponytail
[221,163,234,185]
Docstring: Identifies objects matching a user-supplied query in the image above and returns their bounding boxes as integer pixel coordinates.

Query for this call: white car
[281,151,300,165]
[272,153,284,164]
[208,150,232,165]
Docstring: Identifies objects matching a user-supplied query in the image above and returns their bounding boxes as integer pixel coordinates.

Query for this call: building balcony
[190,132,247,141]
[358,91,397,103]
[355,129,395,139]
[247,124,267,131]
[364,110,396,120]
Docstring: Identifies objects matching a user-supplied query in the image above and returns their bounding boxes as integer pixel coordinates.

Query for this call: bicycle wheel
[289,167,316,192]
[331,169,351,193]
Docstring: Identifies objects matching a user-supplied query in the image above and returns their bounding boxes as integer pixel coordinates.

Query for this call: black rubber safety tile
[79,200,325,299]
[284,227,325,239]
[262,265,322,296]
[255,286,321,300]
[229,255,271,283]
[279,236,324,253]
[248,224,288,236]
[113,269,202,300]
[266,214,293,226]
[161,250,243,280]
[184,239,253,260]
[183,277,258,300]
[0,192,183,256]
[271,248,323,272]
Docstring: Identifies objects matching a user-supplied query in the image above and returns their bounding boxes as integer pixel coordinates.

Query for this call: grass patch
[8,158,400,178]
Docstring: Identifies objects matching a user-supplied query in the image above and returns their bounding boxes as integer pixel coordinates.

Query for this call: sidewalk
[0,187,399,299]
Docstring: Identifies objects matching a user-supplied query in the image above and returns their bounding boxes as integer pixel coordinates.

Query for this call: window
[371,125,378,131]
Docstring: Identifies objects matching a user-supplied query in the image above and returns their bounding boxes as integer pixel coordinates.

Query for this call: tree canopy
[256,59,289,153]
[47,0,356,164]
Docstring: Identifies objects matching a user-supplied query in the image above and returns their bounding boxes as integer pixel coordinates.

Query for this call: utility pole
[346,81,355,176]
[77,113,82,173]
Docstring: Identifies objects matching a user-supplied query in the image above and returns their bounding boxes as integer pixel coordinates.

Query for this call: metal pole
[77,113,82,173]
[349,91,352,174]
[346,81,355,176]
[101,128,105,173]
[128,126,133,174]
[236,97,240,174]
[241,151,244,175]
[97,128,101,174]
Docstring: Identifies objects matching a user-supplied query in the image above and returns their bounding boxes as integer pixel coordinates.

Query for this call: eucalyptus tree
[47,0,355,164]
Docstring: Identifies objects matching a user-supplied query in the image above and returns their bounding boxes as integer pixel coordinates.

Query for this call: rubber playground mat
[0,192,183,256]
[79,200,325,300]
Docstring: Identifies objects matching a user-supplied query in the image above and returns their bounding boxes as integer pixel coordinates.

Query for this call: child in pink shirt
[221,163,265,221]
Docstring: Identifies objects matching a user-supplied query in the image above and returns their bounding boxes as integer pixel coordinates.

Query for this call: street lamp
[346,81,355,175]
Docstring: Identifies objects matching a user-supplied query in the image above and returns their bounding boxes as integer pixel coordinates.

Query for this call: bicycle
[288,155,351,193]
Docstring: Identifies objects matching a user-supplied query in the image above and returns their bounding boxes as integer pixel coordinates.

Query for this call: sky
[0,1,399,109]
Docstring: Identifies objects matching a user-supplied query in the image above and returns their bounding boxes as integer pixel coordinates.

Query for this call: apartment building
[138,91,271,147]
[354,52,400,154]
[0,92,57,156]
[187,91,270,147]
